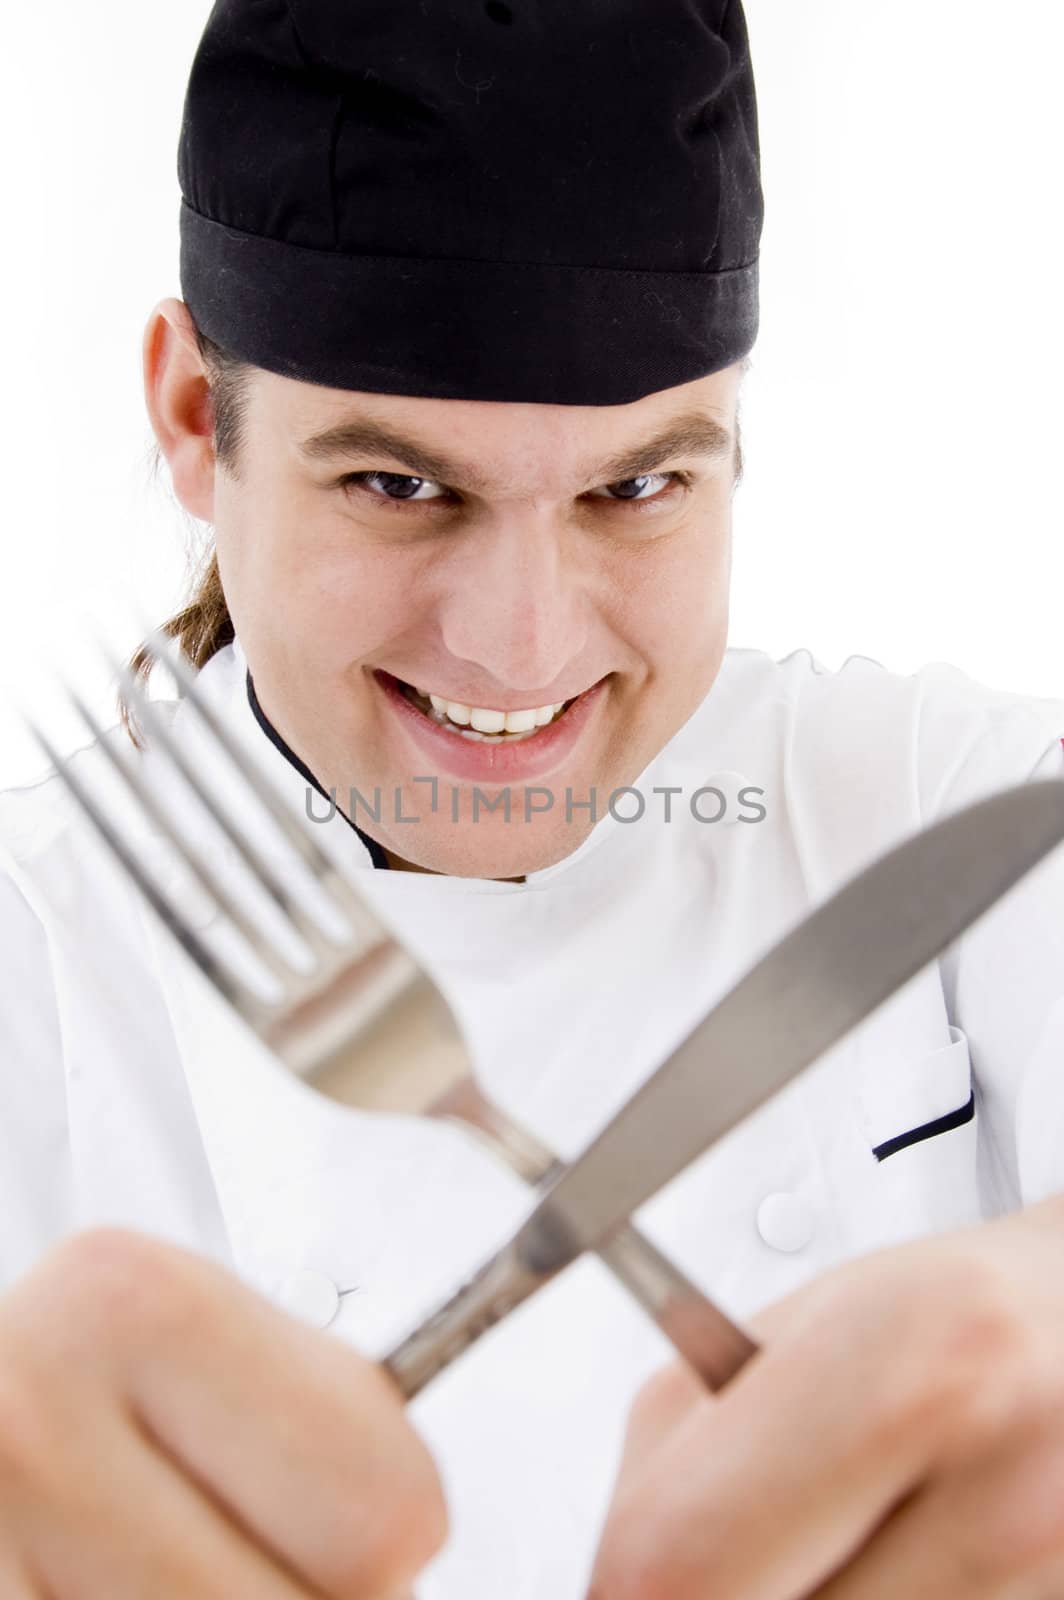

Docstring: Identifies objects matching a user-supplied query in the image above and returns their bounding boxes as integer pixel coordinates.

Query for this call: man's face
[209,359,740,879]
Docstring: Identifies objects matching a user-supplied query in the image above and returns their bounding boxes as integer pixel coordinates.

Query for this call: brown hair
[122,330,750,744]
[120,325,251,746]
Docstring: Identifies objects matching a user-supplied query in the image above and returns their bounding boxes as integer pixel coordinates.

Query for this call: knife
[385,777,1064,1398]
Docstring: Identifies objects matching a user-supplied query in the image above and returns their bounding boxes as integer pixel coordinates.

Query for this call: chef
[3,0,1064,1595]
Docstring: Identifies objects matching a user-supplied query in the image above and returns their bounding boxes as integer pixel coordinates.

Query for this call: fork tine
[61,679,304,990]
[107,643,346,965]
[140,627,384,944]
[23,712,272,1024]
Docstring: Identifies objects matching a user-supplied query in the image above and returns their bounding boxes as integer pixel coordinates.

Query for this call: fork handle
[384,1238,552,1400]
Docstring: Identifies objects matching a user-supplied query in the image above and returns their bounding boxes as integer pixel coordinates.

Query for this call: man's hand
[588,1194,1064,1598]
[0,1228,447,1596]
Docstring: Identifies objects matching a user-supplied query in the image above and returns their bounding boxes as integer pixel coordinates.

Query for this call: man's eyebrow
[295,409,734,491]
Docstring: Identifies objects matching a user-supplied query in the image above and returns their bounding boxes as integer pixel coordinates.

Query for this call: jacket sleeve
[0,855,75,1286]
[930,700,1064,1209]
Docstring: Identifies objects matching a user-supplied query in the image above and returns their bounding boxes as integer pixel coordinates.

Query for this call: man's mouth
[382,672,582,744]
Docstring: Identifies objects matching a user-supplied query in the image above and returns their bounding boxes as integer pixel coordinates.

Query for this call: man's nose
[436,519,589,693]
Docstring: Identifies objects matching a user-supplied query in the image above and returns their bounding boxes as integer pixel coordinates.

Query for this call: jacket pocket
[857,1025,975,1164]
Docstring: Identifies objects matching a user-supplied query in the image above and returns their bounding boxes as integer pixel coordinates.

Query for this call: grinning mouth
[392,675,580,744]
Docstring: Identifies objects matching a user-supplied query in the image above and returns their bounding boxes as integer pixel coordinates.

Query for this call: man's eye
[342,471,446,502]
[339,468,689,509]
[588,472,682,503]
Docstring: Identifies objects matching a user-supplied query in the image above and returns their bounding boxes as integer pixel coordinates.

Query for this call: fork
[28,629,758,1391]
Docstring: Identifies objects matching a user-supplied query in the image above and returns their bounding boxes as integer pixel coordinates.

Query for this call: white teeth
[469,707,507,734]
[407,680,573,735]
[427,693,473,727]
[534,700,569,726]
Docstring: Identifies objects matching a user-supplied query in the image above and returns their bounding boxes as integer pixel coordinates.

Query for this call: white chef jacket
[2,638,1064,1598]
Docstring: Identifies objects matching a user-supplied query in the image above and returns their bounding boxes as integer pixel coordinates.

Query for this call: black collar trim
[244,671,390,871]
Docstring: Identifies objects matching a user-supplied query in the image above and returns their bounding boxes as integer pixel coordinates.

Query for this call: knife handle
[598,1222,760,1389]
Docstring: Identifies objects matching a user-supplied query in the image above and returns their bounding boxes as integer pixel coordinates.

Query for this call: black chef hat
[178,0,763,407]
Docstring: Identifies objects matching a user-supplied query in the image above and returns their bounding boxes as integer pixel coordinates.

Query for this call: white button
[275,1270,341,1328]
[756,1192,814,1252]
[701,770,757,827]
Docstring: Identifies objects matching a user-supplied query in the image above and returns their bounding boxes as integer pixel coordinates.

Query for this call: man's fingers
[590,1277,938,1600]
[20,1406,329,1599]
[119,1248,444,1596]
[814,1432,1064,1599]
[592,1219,1064,1600]
[0,1564,33,1599]
[34,1230,446,1598]
[615,1359,710,1481]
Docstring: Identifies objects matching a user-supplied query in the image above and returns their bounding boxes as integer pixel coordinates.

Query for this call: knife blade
[385,777,1064,1398]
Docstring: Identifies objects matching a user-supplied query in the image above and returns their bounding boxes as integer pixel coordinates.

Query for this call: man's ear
[142,297,217,522]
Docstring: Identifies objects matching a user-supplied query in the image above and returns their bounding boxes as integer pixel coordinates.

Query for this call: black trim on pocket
[872,1090,975,1163]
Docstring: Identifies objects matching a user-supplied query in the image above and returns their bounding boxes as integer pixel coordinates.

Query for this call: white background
[0,0,1061,786]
